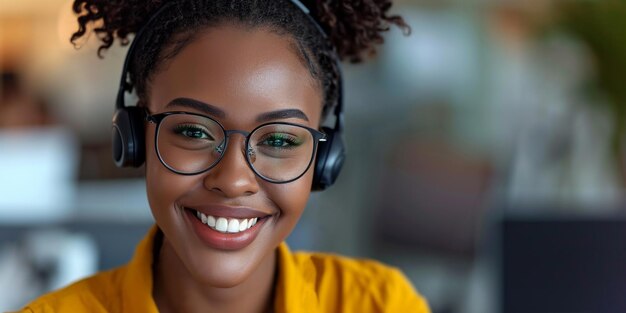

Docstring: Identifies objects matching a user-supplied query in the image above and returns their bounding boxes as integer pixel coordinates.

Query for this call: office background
[2,1,626,312]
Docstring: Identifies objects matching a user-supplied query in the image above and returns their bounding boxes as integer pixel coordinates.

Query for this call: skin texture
[145,25,323,313]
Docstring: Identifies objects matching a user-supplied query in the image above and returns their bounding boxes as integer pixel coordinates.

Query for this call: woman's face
[145,25,323,287]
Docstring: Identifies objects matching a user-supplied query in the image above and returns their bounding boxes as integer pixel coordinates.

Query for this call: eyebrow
[256,109,309,123]
[166,97,309,123]
[166,97,226,119]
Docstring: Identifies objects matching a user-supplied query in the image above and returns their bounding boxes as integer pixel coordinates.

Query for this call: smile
[183,205,272,250]
[193,209,259,234]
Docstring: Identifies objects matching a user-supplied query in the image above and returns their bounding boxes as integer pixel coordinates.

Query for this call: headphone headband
[115,2,174,110]
[289,0,344,131]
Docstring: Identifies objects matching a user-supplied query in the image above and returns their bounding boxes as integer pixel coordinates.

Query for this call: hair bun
[315,0,410,63]
[71,0,164,57]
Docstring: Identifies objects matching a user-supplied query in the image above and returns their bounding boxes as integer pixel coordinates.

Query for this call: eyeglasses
[146,111,327,183]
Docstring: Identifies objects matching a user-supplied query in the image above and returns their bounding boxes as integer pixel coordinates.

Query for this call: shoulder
[292,250,430,312]
[16,267,125,313]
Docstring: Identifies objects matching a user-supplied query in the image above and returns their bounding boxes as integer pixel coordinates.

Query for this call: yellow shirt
[17,226,430,313]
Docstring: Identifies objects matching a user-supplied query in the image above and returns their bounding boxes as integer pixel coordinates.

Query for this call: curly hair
[70,0,409,119]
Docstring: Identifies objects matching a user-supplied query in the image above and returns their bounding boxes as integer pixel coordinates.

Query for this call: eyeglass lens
[155,113,316,182]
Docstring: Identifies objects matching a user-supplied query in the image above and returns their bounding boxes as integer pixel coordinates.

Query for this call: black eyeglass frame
[146,111,327,184]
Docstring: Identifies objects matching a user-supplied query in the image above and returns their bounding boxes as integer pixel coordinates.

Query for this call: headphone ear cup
[312,126,346,191]
[111,107,146,168]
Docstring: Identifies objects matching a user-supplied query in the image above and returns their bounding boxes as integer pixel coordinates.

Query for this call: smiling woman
[17,1,430,312]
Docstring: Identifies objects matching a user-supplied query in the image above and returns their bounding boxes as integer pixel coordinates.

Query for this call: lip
[182,206,271,251]
[187,204,271,219]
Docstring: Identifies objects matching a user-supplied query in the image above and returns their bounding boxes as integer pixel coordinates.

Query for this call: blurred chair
[371,137,492,313]
[373,139,492,259]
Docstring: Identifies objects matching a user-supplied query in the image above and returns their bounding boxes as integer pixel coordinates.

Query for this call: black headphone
[112,0,345,191]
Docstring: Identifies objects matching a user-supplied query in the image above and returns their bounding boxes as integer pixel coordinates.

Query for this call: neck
[152,235,277,313]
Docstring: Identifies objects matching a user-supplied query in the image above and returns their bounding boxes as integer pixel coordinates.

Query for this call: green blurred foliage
[557,0,626,158]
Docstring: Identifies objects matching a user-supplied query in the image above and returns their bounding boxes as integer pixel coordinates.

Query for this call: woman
[19,0,430,312]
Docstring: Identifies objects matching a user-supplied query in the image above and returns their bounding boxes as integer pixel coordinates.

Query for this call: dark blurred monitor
[499,213,626,313]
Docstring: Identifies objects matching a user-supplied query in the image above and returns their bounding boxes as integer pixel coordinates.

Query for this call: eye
[173,124,214,140]
[258,133,302,149]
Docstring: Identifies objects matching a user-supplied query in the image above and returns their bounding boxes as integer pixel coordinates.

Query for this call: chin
[191,261,251,288]
[175,224,278,289]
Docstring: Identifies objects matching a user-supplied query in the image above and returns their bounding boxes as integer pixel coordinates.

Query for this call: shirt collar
[274,242,321,313]
[120,225,160,312]
[120,225,321,312]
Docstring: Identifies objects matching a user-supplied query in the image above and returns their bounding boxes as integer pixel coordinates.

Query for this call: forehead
[148,25,323,128]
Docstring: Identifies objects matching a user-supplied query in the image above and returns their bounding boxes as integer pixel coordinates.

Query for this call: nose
[202,134,260,198]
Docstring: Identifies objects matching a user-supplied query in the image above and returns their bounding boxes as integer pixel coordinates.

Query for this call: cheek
[145,136,197,218]
[264,169,314,227]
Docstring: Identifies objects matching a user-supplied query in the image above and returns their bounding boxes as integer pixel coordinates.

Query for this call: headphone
[112,0,345,191]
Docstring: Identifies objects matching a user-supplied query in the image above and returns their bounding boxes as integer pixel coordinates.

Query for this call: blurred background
[2,0,626,312]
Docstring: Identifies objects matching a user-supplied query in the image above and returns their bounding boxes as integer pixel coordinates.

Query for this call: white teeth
[239,219,248,231]
[227,219,240,233]
[207,215,216,227]
[195,210,261,233]
[215,217,228,232]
